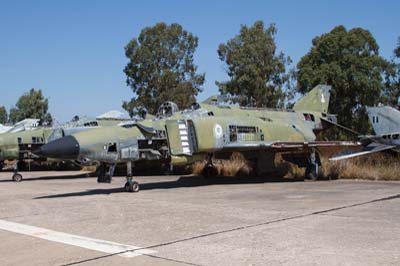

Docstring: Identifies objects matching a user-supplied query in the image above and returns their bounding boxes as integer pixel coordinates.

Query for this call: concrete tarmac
[0,171,399,266]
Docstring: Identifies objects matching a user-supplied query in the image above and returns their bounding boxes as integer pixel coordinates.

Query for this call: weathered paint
[54,84,334,166]
[0,128,52,160]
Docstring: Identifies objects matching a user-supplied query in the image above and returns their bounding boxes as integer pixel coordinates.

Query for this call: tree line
[123,21,400,137]
[2,21,399,138]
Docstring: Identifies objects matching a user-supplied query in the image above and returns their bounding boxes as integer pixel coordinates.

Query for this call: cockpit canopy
[156,101,179,118]
[48,128,65,143]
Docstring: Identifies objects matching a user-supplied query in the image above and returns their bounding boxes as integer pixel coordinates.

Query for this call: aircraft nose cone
[35,136,80,159]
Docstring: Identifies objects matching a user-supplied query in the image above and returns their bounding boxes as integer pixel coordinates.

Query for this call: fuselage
[374,133,400,151]
[41,103,326,166]
[0,128,52,160]
[366,106,400,151]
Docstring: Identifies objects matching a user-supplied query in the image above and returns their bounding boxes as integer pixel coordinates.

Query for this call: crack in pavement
[61,251,202,266]
[61,193,400,266]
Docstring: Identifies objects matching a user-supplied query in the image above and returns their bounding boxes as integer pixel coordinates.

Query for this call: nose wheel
[124,180,139,193]
[124,161,139,192]
[11,161,23,182]
[12,173,23,182]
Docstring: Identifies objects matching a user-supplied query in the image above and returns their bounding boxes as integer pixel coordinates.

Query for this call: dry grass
[283,163,305,179]
[321,153,400,181]
[191,161,206,175]
[80,165,97,172]
[191,152,253,177]
[192,151,400,181]
[284,153,400,181]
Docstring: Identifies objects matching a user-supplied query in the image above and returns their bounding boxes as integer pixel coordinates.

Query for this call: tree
[296,25,388,135]
[0,106,7,124]
[383,37,400,107]
[395,37,400,58]
[8,88,52,125]
[216,21,291,108]
[123,22,205,115]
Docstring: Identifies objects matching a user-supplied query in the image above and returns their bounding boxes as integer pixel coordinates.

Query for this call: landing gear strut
[97,163,115,183]
[202,154,218,178]
[305,150,320,181]
[12,161,23,182]
[124,161,139,193]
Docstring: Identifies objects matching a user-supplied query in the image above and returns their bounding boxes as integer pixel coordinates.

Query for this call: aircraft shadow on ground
[0,173,93,183]
[33,175,314,199]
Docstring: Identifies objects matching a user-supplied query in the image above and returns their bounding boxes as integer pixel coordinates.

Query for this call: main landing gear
[124,161,139,193]
[97,163,115,183]
[305,151,320,181]
[97,161,140,193]
[202,154,218,178]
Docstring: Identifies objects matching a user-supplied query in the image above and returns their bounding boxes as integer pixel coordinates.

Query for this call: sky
[0,0,399,122]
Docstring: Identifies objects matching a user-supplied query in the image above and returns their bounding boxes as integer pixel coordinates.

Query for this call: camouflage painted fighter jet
[0,119,40,134]
[36,85,357,192]
[330,105,400,161]
[0,115,130,182]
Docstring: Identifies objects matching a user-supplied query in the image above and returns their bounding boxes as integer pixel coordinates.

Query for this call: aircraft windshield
[48,128,65,142]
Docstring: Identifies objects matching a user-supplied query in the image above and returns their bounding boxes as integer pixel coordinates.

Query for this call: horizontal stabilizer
[320,117,360,135]
[329,143,395,161]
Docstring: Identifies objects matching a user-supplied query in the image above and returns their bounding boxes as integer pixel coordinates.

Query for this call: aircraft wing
[222,141,359,152]
[329,143,395,161]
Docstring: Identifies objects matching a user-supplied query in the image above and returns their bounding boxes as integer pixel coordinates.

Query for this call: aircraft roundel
[214,124,223,138]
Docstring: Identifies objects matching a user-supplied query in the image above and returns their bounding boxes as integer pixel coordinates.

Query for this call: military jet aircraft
[330,105,400,161]
[0,114,133,182]
[0,119,40,134]
[36,85,357,192]
[0,127,97,181]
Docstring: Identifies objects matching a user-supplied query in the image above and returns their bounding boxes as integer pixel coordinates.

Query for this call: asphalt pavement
[0,171,399,266]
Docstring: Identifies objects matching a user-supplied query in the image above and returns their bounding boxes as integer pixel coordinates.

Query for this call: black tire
[305,165,318,181]
[202,165,218,179]
[124,181,140,193]
[124,182,132,192]
[131,181,140,192]
[97,173,112,183]
[12,173,23,182]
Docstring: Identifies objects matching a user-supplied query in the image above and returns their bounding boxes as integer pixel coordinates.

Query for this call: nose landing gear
[12,172,23,182]
[124,179,139,193]
[124,161,140,193]
[12,161,23,182]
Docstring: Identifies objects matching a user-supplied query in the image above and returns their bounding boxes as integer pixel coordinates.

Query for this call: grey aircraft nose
[35,136,80,159]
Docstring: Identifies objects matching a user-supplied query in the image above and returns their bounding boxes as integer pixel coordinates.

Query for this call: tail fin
[366,106,400,135]
[293,85,331,113]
